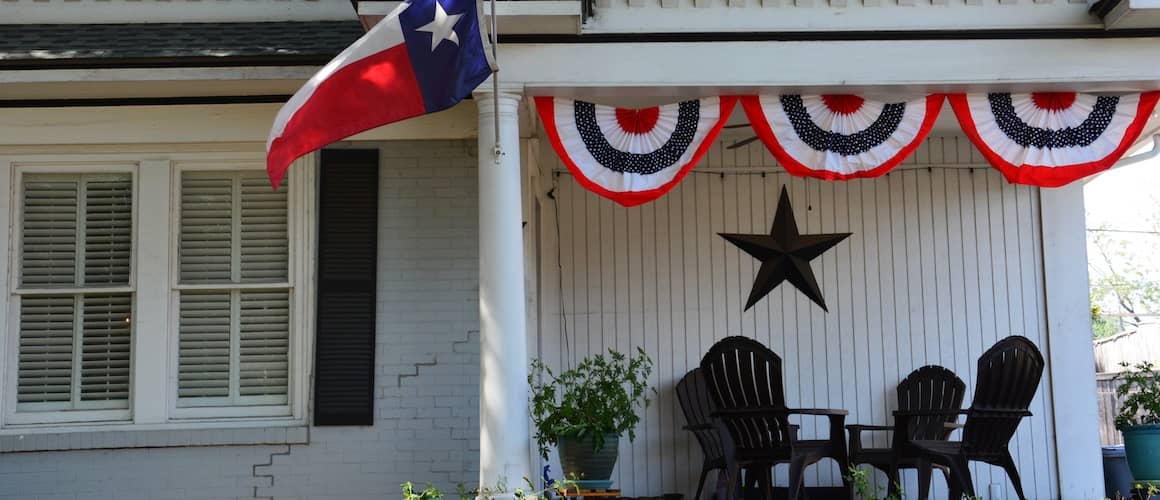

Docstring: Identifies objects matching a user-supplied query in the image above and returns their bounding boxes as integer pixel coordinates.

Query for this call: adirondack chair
[847,365,967,500]
[677,368,802,500]
[699,336,850,500]
[895,336,1045,500]
[676,368,732,500]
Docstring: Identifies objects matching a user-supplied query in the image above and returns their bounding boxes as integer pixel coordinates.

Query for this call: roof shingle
[0,21,363,68]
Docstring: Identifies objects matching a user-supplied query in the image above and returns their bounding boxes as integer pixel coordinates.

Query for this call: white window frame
[4,163,139,426]
[0,152,316,433]
[168,160,306,420]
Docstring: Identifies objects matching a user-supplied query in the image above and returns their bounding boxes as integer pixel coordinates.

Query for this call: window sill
[0,422,309,453]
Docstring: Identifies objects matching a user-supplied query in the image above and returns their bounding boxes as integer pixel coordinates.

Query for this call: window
[176,171,290,410]
[14,172,134,420]
[2,155,313,431]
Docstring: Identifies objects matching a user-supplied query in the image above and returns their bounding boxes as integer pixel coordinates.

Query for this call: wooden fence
[1094,328,1160,373]
[1097,372,1127,446]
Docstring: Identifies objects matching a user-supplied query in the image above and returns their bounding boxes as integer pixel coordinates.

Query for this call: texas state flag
[266,0,492,188]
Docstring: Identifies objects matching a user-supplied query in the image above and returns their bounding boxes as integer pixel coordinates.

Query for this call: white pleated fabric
[741,94,944,180]
[536,96,736,207]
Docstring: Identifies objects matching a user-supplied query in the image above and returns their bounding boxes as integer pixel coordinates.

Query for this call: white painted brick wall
[0,140,483,500]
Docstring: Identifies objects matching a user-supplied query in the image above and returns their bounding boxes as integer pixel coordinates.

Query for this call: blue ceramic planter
[1122,424,1160,484]
[557,433,619,488]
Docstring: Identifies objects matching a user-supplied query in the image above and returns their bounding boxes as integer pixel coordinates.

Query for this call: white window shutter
[177,171,291,407]
[21,178,78,287]
[180,175,233,283]
[83,179,133,286]
[17,296,75,405]
[80,294,132,402]
[240,174,288,282]
[239,290,289,399]
[17,173,134,410]
[177,291,231,400]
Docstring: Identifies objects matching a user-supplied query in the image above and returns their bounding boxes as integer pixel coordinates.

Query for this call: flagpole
[489,0,501,164]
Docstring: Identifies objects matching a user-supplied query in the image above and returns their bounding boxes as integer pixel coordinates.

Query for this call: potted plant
[528,348,654,489]
[1116,361,1160,486]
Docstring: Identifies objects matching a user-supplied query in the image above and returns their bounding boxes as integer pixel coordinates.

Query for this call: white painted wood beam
[496,38,1160,94]
[1039,184,1105,499]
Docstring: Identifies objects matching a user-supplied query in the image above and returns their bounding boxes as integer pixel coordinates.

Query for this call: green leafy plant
[1115,361,1160,428]
[528,348,655,459]
[844,466,901,500]
[405,476,577,500]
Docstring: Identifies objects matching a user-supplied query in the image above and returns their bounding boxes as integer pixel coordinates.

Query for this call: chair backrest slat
[700,336,790,450]
[962,336,1045,454]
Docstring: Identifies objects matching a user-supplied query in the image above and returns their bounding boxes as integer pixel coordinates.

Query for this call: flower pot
[1122,424,1160,483]
[557,433,619,487]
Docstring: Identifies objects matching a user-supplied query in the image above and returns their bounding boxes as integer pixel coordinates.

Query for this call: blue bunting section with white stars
[741,94,944,181]
[535,96,737,207]
[949,92,1160,187]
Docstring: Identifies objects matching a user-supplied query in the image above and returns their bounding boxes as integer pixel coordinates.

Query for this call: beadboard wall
[534,135,1059,500]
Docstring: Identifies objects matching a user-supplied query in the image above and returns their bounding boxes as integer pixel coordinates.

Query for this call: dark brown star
[719,186,852,312]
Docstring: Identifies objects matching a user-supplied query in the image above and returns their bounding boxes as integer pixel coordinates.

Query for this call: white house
[1,0,1157,498]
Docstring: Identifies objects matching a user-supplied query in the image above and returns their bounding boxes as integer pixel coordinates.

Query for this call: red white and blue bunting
[949,92,1160,187]
[535,96,737,207]
[741,94,944,180]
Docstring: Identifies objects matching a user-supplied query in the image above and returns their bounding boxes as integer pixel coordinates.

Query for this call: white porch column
[475,89,532,491]
[1040,183,1104,499]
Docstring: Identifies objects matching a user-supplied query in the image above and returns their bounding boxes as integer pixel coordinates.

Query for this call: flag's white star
[416,0,463,51]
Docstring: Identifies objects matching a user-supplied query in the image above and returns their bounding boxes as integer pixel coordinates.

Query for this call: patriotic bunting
[536,93,1159,206]
[535,96,737,207]
[741,94,943,181]
[949,92,1160,187]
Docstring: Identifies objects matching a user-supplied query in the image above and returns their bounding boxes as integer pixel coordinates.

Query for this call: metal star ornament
[719,186,852,312]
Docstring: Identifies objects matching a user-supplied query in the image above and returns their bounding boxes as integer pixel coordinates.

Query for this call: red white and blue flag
[266,0,492,188]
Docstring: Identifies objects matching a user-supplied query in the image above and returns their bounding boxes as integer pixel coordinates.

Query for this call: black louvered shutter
[315,149,379,426]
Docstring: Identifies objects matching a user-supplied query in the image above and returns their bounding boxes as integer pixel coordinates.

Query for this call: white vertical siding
[536,135,1058,499]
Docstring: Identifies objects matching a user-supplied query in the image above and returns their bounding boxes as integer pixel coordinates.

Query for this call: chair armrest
[711,407,791,418]
[846,425,890,456]
[846,424,893,432]
[943,422,964,430]
[790,408,850,416]
[893,409,968,418]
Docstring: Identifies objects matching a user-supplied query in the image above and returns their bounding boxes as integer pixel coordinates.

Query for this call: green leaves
[1115,361,1160,428]
[528,348,655,459]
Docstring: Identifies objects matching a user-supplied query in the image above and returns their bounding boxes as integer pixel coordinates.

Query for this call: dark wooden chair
[896,336,1045,500]
[676,368,732,500]
[677,368,803,500]
[699,336,850,500]
[847,365,966,500]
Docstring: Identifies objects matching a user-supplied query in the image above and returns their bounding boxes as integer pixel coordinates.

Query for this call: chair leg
[788,457,808,500]
[694,465,711,500]
[946,457,975,500]
[997,452,1028,500]
[726,461,742,500]
[914,459,932,500]
[761,465,774,500]
[885,461,902,500]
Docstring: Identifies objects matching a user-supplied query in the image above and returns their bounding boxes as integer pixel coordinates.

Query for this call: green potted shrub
[1116,361,1160,486]
[528,348,654,489]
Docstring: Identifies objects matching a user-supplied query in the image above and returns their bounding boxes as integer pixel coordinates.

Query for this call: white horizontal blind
[16,174,133,411]
[177,171,290,408]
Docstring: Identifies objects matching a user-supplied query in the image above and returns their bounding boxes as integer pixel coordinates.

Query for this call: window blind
[177,171,290,407]
[17,174,133,410]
